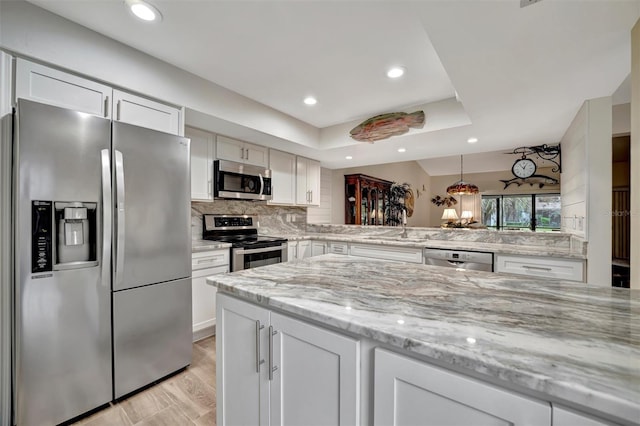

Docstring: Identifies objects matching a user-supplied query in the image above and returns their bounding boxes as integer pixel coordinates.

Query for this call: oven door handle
[235,244,287,255]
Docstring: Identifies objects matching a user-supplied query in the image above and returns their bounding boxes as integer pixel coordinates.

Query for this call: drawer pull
[196,256,223,264]
[522,265,553,272]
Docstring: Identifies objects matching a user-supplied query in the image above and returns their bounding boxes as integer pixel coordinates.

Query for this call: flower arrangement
[430,195,458,207]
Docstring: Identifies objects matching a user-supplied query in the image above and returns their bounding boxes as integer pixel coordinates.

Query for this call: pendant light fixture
[446,155,479,195]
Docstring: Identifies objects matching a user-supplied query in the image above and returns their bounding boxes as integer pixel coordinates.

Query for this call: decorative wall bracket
[507,144,562,173]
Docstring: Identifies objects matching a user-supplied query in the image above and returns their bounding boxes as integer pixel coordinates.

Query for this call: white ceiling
[26,0,640,173]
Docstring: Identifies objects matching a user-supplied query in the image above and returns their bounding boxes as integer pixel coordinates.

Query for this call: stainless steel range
[203,215,287,272]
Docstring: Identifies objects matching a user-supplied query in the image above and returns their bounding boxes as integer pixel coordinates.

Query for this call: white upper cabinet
[187,127,215,201]
[216,135,268,168]
[296,156,321,206]
[113,89,183,136]
[268,149,296,205]
[14,59,184,136]
[15,58,111,118]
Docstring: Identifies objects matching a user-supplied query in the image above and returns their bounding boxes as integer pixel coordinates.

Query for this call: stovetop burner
[202,214,287,249]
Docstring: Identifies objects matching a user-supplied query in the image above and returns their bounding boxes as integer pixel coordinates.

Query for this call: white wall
[0,51,13,426]
[307,168,333,224]
[330,161,432,226]
[631,20,640,290]
[560,97,612,286]
[0,0,319,149]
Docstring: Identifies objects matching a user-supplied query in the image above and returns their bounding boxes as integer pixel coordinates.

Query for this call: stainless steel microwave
[214,160,273,201]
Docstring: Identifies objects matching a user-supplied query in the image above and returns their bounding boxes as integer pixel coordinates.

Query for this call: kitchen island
[207,255,639,426]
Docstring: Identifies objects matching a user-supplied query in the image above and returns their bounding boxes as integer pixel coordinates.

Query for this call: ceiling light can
[397,148,406,153]
[126,0,162,21]
[467,137,478,144]
[303,96,317,105]
[345,156,353,160]
[387,67,406,79]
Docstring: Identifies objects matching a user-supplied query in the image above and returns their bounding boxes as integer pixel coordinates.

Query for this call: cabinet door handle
[255,320,265,373]
[268,326,278,380]
[104,96,109,118]
[116,100,121,121]
[241,147,244,160]
[310,190,313,203]
[523,265,553,272]
[245,149,249,161]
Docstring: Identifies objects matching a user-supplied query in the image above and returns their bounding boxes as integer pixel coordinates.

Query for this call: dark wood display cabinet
[345,174,393,225]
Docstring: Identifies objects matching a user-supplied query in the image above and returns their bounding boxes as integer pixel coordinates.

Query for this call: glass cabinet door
[370,189,378,225]
[361,188,369,225]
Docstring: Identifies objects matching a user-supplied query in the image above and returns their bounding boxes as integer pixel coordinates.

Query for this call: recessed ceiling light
[345,156,353,160]
[387,67,406,79]
[397,148,406,153]
[303,96,317,105]
[126,0,162,21]
[467,137,478,144]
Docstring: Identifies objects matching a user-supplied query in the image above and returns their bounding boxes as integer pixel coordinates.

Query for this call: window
[481,194,561,231]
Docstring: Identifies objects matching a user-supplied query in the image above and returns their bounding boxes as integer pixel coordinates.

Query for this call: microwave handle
[259,173,264,196]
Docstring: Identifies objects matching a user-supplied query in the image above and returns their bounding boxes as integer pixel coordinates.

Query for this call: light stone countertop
[279,233,587,259]
[207,254,639,424]
[192,240,232,253]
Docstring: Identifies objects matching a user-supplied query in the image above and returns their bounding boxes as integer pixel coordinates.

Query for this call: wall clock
[511,157,537,178]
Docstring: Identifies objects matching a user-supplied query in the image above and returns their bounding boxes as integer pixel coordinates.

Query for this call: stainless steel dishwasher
[424,248,494,272]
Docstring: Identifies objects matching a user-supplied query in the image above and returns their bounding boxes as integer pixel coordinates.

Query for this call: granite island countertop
[207,254,639,424]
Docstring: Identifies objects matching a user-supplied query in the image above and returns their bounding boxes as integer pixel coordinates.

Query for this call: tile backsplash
[191,201,307,239]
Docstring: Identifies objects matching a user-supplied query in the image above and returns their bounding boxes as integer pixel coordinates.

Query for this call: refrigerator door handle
[101,149,112,288]
[115,149,125,288]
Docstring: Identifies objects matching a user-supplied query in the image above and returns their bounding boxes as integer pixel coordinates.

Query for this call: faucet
[400,223,408,238]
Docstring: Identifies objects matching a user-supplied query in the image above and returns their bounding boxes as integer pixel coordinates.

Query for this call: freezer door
[14,100,112,426]
[113,278,192,398]
[112,122,191,291]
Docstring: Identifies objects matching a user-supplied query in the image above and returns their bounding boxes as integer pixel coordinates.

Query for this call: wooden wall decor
[349,111,425,143]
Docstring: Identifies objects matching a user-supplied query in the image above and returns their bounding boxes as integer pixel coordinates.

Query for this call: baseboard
[193,324,216,342]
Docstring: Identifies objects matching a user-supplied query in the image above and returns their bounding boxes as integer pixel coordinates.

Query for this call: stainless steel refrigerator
[14,99,192,426]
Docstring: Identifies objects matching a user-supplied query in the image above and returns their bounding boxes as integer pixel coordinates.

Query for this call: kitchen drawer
[328,241,348,255]
[192,249,230,271]
[349,243,423,264]
[495,254,584,282]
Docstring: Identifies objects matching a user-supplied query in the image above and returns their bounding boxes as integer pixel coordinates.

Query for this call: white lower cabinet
[328,241,348,254]
[374,348,551,426]
[217,294,360,426]
[495,254,585,282]
[298,240,312,259]
[217,294,270,426]
[287,240,298,261]
[270,312,360,425]
[311,241,327,257]
[191,249,229,340]
[552,405,611,426]
[350,243,423,263]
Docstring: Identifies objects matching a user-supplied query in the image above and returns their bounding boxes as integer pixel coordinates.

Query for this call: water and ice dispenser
[31,200,98,272]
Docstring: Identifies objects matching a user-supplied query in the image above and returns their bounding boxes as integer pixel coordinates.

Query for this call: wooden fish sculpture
[350,110,425,143]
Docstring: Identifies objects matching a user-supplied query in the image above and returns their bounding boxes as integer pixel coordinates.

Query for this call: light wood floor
[72,336,216,426]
